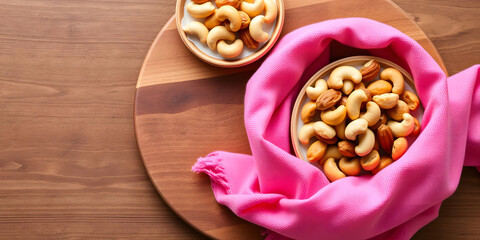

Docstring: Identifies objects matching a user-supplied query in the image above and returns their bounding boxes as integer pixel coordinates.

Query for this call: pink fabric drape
[192,18,480,239]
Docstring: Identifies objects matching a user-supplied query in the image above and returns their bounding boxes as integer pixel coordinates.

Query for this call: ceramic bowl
[176,0,285,68]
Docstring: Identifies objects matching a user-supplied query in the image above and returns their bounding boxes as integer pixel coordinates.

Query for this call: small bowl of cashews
[176,0,285,67]
[291,56,423,182]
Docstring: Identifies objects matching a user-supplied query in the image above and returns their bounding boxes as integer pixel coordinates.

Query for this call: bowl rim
[175,0,285,68]
[290,55,419,162]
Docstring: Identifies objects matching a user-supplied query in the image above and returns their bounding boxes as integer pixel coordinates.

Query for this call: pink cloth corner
[192,18,480,239]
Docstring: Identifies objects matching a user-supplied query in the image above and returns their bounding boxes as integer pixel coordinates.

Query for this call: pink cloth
[192,18,480,239]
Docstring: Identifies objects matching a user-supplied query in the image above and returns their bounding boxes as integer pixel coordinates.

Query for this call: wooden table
[0,0,478,239]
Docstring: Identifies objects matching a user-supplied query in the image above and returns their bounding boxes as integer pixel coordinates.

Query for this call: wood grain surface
[0,0,478,239]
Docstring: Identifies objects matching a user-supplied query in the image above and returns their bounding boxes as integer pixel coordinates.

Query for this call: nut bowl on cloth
[192,18,480,239]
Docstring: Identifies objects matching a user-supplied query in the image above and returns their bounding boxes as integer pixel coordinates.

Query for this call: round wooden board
[134,0,447,239]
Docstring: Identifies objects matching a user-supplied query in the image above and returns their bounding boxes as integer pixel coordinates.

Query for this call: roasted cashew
[341,80,355,95]
[186,2,216,18]
[339,157,361,176]
[355,129,375,157]
[355,82,366,91]
[306,79,328,100]
[411,116,421,137]
[345,118,368,141]
[207,26,235,50]
[360,101,381,126]
[387,113,415,137]
[372,93,399,109]
[346,89,368,120]
[372,156,394,174]
[263,0,278,23]
[204,10,223,29]
[240,0,265,17]
[321,105,347,126]
[307,140,327,162]
[327,66,363,90]
[400,90,420,111]
[249,15,269,43]
[392,137,408,160]
[216,6,242,32]
[324,157,346,182]
[215,0,242,8]
[338,96,348,107]
[380,68,405,95]
[182,21,209,43]
[360,149,380,170]
[386,100,410,121]
[335,120,347,140]
[313,121,336,139]
[217,39,244,58]
[300,101,317,123]
[319,145,343,165]
[298,122,315,145]
[238,11,251,29]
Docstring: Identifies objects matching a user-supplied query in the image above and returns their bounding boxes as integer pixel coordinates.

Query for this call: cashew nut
[360,149,380,170]
[400,90,420,111]
[341,80,355,95]
[217,39,244,58]
[338,96,348,107]
[355,129,375,157]
[346,89,368,120]
[327,66,363,90]
[339,157,361,176]
[300,101,317,123]
[321,105,347,126]
[207,26,235,50]
[238,11,251,29]
[324,157,346,182]
[307,140,327,162]
[216,6,242,32]
[306,79,328,100]
[182,21,209,44]
[355,82,366,91]
[372,156,394,175]
[345,118,368,141]
[186,2,216,18]
[204,10,223,29]
[360,101,381,126]
[335,120,347,140]
[371,112,387,131]
[411,116,421,137]
[380,68,405,95]
[249,15,269,43]
[319,145,343,165]
[313,121,336,139]
[392,137,408,160]
[240,0,265,17]
[298,122,315,145]
[387,113,415,137]
[263,0,278,23]
[386,100,410,121]
[372,93,399,109]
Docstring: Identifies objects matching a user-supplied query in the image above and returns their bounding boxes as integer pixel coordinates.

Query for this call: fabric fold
[192,18,479,239]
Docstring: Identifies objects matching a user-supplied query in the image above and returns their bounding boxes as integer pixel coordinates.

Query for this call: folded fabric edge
[263,229,291,240]
[192,151,231,195]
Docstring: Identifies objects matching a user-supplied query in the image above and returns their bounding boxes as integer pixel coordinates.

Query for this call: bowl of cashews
[176,0,285,67]
[291,56,424,182]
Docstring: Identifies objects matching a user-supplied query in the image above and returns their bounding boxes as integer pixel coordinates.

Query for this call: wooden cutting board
[134,0,447,239]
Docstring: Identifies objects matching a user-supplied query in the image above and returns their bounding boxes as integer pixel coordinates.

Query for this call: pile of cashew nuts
[298,60,421,182]
[183,0,277,59]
